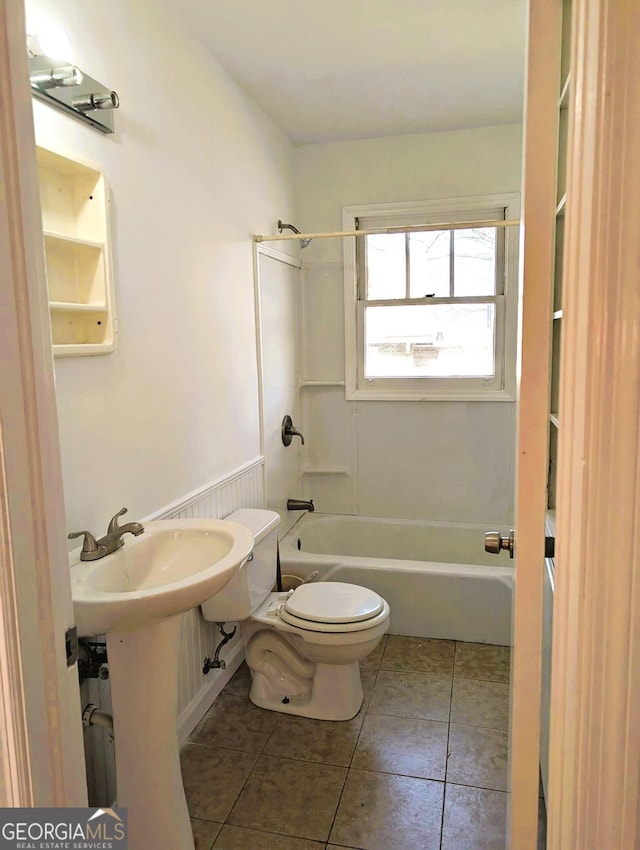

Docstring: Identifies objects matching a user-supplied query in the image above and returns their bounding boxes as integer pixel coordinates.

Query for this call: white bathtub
[279,513,513,646]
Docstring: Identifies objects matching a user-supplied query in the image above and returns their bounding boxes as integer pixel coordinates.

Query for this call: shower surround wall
[294,124,523,525]
[27,0,296,803]
[257,250,304,535]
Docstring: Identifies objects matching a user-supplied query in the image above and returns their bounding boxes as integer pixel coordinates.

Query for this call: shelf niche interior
[36,146,116,356]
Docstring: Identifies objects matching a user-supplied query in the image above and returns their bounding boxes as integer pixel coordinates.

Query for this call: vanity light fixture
[27,25,120,134]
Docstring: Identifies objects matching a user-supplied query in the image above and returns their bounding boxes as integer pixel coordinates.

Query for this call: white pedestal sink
[71,519,254,850]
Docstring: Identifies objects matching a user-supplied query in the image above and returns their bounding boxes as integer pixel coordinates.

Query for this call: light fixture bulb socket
[30,64,83,89]
[72,91,120,112]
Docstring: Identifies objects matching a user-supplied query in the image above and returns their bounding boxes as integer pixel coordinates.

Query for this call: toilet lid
[283,582,384,624]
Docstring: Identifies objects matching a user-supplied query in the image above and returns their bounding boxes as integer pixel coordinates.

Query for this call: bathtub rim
[280,511,514,587]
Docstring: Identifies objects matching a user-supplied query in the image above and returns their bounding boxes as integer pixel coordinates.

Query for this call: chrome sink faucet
[69,507,145,561]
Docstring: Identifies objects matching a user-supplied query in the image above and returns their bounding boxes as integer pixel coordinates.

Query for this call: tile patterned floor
[181,636,516,850]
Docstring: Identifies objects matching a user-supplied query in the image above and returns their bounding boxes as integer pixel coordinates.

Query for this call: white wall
[27,0,296,536]
[294,124,522,524]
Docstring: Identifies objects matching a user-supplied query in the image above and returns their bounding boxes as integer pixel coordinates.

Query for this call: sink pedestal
[107,615,194,850]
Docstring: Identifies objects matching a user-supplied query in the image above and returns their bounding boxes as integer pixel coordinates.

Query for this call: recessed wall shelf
[49,301,107,312]
[44,230,104,249]
[36,146,117,356]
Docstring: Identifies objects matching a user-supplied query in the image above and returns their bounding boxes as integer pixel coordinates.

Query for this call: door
[0,1,86,806]
[509,0,640,847]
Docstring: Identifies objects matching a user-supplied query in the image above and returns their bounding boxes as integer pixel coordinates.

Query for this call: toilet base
[249,659,364,721]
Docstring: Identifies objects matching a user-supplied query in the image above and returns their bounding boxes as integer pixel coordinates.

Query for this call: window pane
[366,234,406,299]
[409,230,450,298]
[364,303,495,378]
[453,228,496,295]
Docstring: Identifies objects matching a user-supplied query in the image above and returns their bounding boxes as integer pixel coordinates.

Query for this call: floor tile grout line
[326,645,396,846]
[336,763,447,783]
[220,746,266,828]
[320,655,380,847]
[444,779,510,794]
[439,781,449,850]
[259,710,283,756]
[452,673,511,684]
[322,751,352,845]
[214,821,335,846]
[439,643,457,849]
[323,657,384,845]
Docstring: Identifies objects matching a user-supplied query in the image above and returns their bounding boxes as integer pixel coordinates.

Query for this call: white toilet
[201,509,390,721]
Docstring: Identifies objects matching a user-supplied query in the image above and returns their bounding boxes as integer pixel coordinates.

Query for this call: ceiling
[173,0,527,145]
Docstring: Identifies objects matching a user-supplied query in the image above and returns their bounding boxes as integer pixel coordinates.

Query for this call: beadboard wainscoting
[81,457,264,807]
[154,458,265,743]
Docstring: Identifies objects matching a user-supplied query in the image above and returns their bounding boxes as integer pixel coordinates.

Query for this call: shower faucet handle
[282,415,305,446]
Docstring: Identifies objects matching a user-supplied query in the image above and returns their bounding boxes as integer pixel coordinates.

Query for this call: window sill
[346,387,516,402]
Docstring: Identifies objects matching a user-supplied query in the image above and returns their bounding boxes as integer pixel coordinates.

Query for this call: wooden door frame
[511,0,561,844]
[0,1,86,806]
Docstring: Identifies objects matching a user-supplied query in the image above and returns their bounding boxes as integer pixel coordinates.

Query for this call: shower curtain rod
[254,217,520,243]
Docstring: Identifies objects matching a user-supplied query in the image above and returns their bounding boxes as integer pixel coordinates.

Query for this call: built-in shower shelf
[300,467,351,476]
[299,380,346,389]
[37,145,117,357]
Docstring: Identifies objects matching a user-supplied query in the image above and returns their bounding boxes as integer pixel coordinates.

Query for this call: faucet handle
[68,530,107,561]
[107,507,128,534]
[282,415,305,446]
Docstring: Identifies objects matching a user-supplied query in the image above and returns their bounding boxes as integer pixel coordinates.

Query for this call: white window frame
[343,194,520,401]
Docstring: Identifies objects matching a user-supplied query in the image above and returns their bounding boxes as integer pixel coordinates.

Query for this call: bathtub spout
[287,499,315,512]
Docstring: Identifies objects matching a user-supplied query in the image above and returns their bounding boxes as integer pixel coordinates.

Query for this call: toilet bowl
[200,509,390,720]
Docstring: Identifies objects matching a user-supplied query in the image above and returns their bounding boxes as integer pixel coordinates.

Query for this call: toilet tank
[200,509,281,622]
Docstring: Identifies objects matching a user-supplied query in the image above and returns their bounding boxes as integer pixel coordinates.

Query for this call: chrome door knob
[484,530,516,558]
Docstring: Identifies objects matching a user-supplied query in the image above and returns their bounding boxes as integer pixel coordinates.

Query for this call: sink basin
[71,519,254,635]
[69,517,254,850]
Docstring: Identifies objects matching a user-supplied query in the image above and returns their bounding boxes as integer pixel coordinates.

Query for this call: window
[343,196,519,400]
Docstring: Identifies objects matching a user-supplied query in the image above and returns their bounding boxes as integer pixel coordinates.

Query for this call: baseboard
[178,642,245,746]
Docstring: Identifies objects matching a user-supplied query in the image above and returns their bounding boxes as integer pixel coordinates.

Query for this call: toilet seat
[279,582,386,633]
